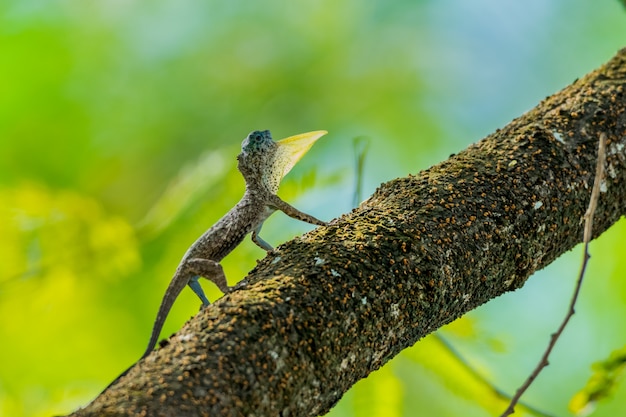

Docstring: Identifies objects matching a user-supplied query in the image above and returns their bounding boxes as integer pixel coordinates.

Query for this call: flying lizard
[105,129,327,390]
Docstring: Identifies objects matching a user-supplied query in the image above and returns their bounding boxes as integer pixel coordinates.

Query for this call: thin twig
[500,133,607,416]
[352,136,370,208]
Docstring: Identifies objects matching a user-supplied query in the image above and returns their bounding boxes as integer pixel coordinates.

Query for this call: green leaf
[569,346,626,416]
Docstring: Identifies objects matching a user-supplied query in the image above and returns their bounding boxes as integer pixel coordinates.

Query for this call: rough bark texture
[70,48,626,417]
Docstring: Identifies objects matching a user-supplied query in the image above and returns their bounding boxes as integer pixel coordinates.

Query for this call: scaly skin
[104,129,327,391]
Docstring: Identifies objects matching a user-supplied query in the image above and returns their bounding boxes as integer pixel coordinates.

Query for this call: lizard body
[104,129,326,391]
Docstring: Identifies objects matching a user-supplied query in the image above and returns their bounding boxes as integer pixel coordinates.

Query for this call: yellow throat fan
[273,130,327,180]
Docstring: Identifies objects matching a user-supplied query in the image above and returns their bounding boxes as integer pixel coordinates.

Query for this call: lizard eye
[242,130,273,152]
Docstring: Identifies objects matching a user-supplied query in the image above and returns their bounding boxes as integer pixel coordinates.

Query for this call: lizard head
[240,130,275,154]
[238,130,327,194]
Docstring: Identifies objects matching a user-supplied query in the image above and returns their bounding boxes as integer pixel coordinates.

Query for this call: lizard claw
[231,280,249,291]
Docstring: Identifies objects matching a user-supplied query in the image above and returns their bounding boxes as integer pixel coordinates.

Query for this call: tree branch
[69,48,626,417]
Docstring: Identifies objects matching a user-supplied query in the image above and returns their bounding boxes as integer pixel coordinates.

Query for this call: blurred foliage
[0,183,141,416]
[1,0,626,416]
[570,346,626,416]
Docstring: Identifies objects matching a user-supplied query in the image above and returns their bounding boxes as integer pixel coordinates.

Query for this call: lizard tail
[141,271,191,359]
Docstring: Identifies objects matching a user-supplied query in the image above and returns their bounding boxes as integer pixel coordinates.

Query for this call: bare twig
[500,133,607,417]
[352,135,370,208]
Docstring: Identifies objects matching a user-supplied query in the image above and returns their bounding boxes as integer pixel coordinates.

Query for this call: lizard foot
[230,279,249,291]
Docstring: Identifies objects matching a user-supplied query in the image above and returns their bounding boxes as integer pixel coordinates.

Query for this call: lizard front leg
[182,258,230,300]
[268,194,327,226]
[252,222,274,251]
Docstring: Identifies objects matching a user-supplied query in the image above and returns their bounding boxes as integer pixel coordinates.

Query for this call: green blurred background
[1,0,626,416]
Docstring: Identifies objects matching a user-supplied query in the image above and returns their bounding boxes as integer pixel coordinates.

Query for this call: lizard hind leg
[188,276,210,306]
[184,258,230,295]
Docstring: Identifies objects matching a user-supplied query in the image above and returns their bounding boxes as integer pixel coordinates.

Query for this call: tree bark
[69,48,626,417]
